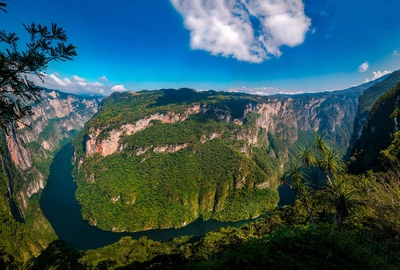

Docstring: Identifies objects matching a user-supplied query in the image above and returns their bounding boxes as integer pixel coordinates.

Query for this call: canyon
[0,73,396,263]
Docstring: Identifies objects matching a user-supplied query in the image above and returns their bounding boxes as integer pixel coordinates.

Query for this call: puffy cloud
[228,86,302,95]
[49,74,71,86]
[393,50,400,56]
[99,75,109,82]
[111,85,127,91]
[170,0,311,63]
[358,61,369,73]
[72,75,87,83]
[28,73,108,95]
[364,70,392,83]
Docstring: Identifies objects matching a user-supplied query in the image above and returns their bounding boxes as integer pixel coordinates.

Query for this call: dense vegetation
[0,131,57,267]
[86,89,261,132]
[74,112,280,232]
[29,116,400,269]
[26,167,400,269]
[74,87,365,233]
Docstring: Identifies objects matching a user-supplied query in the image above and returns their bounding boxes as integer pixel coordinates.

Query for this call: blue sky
[2,0,400,95]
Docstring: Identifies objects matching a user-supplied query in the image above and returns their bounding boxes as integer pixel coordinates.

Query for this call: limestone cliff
[4,88,101,216]
[83,91,358,161]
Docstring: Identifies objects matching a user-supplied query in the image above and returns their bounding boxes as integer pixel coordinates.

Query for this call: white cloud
[49,74,71,86]
[72,75,87,83]
[72,75,88,87]
[99,75,109,82]
[364,70,392,83]
[28,73,109,95]
[170,0,311,63]
[111,85,127,91]
[393,50,400,56]
[227,86,302,95]
[358,61,369,73]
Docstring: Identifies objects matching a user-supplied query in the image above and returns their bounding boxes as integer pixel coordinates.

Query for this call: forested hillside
[74,87,364,232]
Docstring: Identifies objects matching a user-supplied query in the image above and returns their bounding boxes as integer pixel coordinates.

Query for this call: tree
[281,163,317,229]
[0,1,8,13]
[283,133,356,229]
[0,2,77,132]
[324,176,357,229]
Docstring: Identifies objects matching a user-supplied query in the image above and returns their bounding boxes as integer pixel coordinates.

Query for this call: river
[40,143,263,250]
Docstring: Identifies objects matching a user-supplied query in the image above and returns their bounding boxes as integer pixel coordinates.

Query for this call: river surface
[40,143,262,250]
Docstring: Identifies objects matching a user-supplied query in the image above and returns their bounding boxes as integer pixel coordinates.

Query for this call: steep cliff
[73,87,364,232]
[349,82,400,173]
[6,89,101,215]
[0,89,100,264]
[348,71,400,155]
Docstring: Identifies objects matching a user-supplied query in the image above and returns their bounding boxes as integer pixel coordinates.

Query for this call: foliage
[323,175,358,228]
[73,90,289,232]
[74,84,368,235]
[358,169,400,239]
[72,165,399,269]
[25,240,84,270]
[0,131,57,269]
[86,89,260,132]
[75,137,279,232]
[0,185,57,268]
[0,13,76,132]
[283,134,346,225]
[30,196,400,270]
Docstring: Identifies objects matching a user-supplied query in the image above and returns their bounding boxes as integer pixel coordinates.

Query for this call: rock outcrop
[84,105,203,156]
[83,92,358,159]
[3,89,101,215]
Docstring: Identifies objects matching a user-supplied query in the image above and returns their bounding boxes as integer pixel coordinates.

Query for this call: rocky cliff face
[84,105,202,157]
[4,89,101,215]
[83,91,358,160]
